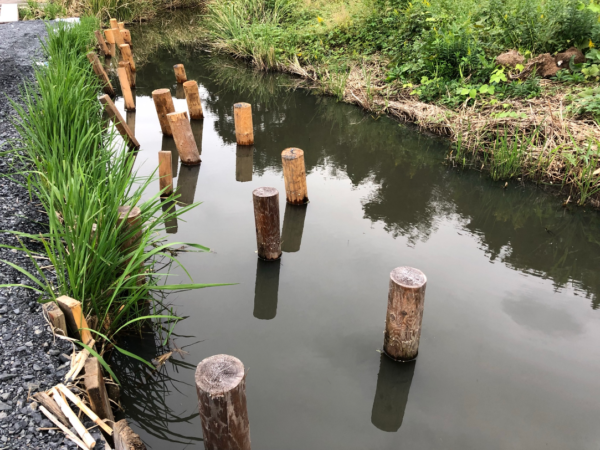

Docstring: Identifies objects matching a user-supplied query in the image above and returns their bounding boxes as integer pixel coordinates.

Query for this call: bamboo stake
[94,30,109,56]
[50,388,96,449]
[117,66,135,111]
[56,384,113,435]
[120,44,135,72]
[39,406,90,450]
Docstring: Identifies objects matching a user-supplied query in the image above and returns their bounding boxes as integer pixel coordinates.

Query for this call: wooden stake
[158,151,173,196]
[51,387,97,449]
[152,89,175,135]
[117,205,142,256]
[173,64,187,83]
[56,384,113,435]
[114,419,147,450]
[107,42,116,58]
[281,203,307,253]
[104,28,115,45]
[99,94,140,150]
[236,146,253,182]
[119,60,135,88]
[167,112,201,166]
[117,66,135,111]
[113,27,125,48]
[42,302,67,336]
[183,80,203,119]
[86,52,115,96]
[162,135,179,177]
[82,358,115,426]
[119,43,135,72]
[109,18,118,29]
[117,21,125,30]
[39,406,90,450]
[195,355,251,450]
[56,296,93,345]
[120,29,132,47]
[94,30,110,56]
[34,392,70,427]
[384,267,427,361]
[233,102,254,146]
[281,148,308,204]
[252,187,281,261]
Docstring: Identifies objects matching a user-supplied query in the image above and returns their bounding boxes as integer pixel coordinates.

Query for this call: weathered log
[114,419,146,450]
[233,102,254,146]
[236,146,253,182]
[94,30,109,56]
[42,302,67,336]
[167,112,201,166]
[183,80,203,119]
[56,295,93,345]
[383,266,427,361]
[117,66,135,111]
[99,94,140,150]
[83,357,115,425]
[195,355,251,450]
[86,52,114,96]
[281,148,308,204]
[281,203,307,253]
[173,64,187,83]
[119,43,135,72]
[158,151,173,196]
[252,187,281,261]
[152,89,175,136]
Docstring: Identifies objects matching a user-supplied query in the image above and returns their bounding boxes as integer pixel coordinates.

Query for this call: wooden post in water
[86,52,114,96]
[120,44,135,72]
[162,135,179,178]
[120,29,132,48]
[107,42,116,58]
[152,89,175,136]
[167,112,201,165]
[158,151,173,196]
[119,60,135,88]
[117,66,135,111]
[281,148,308,205]
[173,64,187,83]
[234,103,254,146]
[183,80,203,119]
[252,187,281,261]
[383,267,427,361]
[109,18,118,29]
[104,28,115,45]
[117,21,125,30]
[94,30,110,56]
[126,110,136,136]
[112,27,125,47]
[195,355,251,450]
[99,94,140,150]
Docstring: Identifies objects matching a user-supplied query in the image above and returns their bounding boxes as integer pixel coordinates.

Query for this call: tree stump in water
[383,267,427,361]
[233,103,254,146]
[195,355,251,450]
[252,187,281,261]
[281,148,308,205]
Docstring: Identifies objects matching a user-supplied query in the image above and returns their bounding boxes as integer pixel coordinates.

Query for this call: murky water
[108,39,600,450]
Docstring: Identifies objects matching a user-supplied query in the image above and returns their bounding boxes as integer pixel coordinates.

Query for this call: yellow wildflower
[590,39,595,48]
[317,16,323,23]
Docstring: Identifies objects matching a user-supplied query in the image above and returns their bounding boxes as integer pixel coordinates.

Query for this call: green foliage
[20,0,67,20]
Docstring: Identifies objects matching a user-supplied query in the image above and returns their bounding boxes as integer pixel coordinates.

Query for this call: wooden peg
[234,102,254,146]
[152,89,175,135]
[167,112,201,165]
[173,64,187,83]
[117,66,135,111]
[253,187,281,260]
[99,94,140,150]
[183,80,203,119]
[94,30,110,56]
[281,148,308,205]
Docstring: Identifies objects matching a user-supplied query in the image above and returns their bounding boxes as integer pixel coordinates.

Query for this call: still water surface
[109,43,600,449]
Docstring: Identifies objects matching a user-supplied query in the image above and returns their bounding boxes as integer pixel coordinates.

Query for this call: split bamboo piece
[281,148,309,205]
[51,388,96,449]
[167,112,201,165]
[99,94,140,150]
[39,406,90,450]
[56,296,93,344]
[94,30,109,56]
[56,384,113,435]
[183,80,203,119]
[253,187,282,260]
[117,66,135,111]
[118,21,125,30]
[112,27,125,47]
[234,102,254,145]
[109,18,118,29]
[152,89,175,135]
[87,52,114,96]
[103,28,115,45]
[158,151,174,195]
[120,29,132,47]
[173,64,187,83]
[120,44,135,72]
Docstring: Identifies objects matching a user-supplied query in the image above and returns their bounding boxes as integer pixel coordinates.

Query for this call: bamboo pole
[56,384,113,435]
[120,29,132,47]
[152,88,175,135]
[39,406,90,450]
[252,187,281,260]
[94,30,109,56]
[120,43,135,72]
[281,148,308,205]
[383,267,427,361]
[234,102,254,146]
[99,94,140,150]
[167,112,201,165]
[51,387,96,449]
[103,28,115,45]
[183,80,203,119]
[173,64,187,83]
[158,151,174,196]
[86,52,114,96]
[117,66,135,111]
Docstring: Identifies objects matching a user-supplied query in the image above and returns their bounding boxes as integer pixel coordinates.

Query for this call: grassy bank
[2,19,217,375]
[198,0,600,205]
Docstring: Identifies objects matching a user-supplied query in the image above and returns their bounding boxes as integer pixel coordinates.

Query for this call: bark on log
[383,267,427,361]
[99,94,140,150]
[83,357,115,425]
[167,112,201,165]
[252,187,281,261]
[86,52,114,96]
[117,66,135,111]
[236,146,253,182]
[173,64,187,83]
[158,151,173,196]
[114,419,146,450]
[233,103,254,146]
[94,30,109,56]
[281,148,308,205]
[42,302,67,336]
[119,44,135,72]
[56,295,93,345]
[152,89,175,136]
[183,80,203,119]
[195,355,251,450]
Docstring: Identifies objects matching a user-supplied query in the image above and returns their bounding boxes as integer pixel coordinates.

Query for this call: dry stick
[158,151,174,195]
[39,406,90,450]
[173,64,187,83]
[281,148,308,205]
[234,102,254,145]
[56,384,113,435]
[34,392,70,427]
[167,112,201,165]
[120,29,132,47]
[152,89,175,135]
[50,389,96,449]
[117,66,135,111]
[99,94,140,150]
[119,44,135,72]
[112,27,125,47]
[252,187,282,260]
[103,29,115,45]
[86,52,115,96]
[94,30,109,56]
[183,80,203,119]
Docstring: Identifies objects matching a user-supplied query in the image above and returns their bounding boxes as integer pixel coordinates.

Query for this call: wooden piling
[158,151,173,196]
[152,89,175,136]
[162,135,179,178]
[195,355,251,450]
[56,295,93,345]
[252,187,281,261]
[173,64,187,83]
[234,102,254,146]
[167,112,201,166]
[120,44,135,72]
[107,42,116,58]
[383,267,427,361]
[281,148,308,205]
[104,28,115,45]
[118,21,125,30]
[94,30,110,56]
[183,80,203,119]
[236,146,253,182]
[42,302,67,336]
[117,66,135,111]
[113,27,125,48]
[83,357,115,424]
[120,29,132,47]
[119,60,135,88]
[87,52,115,96]
[99,94,140,150]
[109,18,118,29]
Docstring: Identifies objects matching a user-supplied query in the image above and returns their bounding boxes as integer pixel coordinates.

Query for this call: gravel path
[0,21,106,450]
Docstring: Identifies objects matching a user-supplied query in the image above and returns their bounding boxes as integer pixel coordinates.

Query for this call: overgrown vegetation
[1,19,218,377]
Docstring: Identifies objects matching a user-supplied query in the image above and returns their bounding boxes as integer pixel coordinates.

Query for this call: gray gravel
[0,21,106,450]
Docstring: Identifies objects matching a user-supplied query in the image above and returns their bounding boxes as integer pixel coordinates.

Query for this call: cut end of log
[195,354,245,396]
[282,148,304,160]
[253,187,278,198]
[152,88,170,97]
[117,205,141,221]
[390,267,426,288]
[234,102,251,109]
